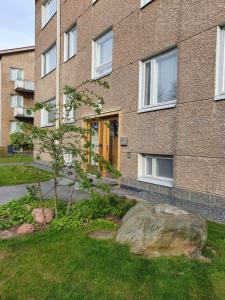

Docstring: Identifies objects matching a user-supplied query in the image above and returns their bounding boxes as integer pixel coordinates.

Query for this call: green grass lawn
[0,165,52,186]
[0,154,33,164]
[0,221,224,300]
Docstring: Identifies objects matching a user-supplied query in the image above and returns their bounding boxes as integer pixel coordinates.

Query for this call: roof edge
[0,46,35,56]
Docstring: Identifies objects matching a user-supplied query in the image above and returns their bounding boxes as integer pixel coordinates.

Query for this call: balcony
[14,107,34,119]
[14,80,34,93]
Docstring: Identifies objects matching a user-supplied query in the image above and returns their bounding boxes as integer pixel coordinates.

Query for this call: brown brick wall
[35,0,225,203]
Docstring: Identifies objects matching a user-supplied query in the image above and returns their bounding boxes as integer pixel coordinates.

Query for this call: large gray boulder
[116,202,207,258]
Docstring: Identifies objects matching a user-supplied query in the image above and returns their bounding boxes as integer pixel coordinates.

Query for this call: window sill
[63,120,75,124]
[92,71,112,81]
[41,123,54,128]
[214,94,225,101]
[138,101,176,113]
[41,68,56,79]
[138,176,173,188]
[64,53,77,64]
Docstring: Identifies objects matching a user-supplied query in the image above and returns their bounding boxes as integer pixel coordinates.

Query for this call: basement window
[138,154,173,187]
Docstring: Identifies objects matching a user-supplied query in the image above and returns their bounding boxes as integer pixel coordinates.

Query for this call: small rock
[16,224,35,235]
[32,208,54,224]
[88,231,114,240]
[0,230,15,240]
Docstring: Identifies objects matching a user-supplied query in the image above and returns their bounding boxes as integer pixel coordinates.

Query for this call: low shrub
[0,197,34,230]
[48,193,136,231]
[0,192,136,231]
[71,193,135,220]
[0,193,66,230]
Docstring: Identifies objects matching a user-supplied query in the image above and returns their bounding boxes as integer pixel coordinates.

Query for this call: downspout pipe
[56,0,61,129]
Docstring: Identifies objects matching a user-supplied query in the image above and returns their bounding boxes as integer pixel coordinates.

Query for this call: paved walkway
[0,161,117,205]
[1,161,225,223]
[0,180,89,205]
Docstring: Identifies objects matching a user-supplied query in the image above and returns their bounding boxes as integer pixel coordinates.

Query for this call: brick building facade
[35,0,225,221]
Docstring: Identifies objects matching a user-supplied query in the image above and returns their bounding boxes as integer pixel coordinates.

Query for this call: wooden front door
[89,116,119,177]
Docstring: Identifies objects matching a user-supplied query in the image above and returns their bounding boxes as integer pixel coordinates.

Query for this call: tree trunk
[53,177,58,218]
[37,170,47,226]
[67,179,75,215]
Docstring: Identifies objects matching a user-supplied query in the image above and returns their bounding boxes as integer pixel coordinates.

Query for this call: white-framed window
[10,95,24,108]
[63,94,75,123]
[42,44,56,77]
[139,49,177,112]
[42,0,57,28]
[215,26,225,101]
[10,68,24,81]
[140,0,152,8]
[138,154,173,187]
[10,122,21,134]
[64,25,77,62]
[92,30,113,79]
[41,99,56,127]
[63,152,73,166]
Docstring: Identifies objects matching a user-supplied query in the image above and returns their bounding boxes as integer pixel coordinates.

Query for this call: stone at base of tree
[16,224,35,235]
[32,208,54,224]
[0,230,15,240]
[116,202,207,258]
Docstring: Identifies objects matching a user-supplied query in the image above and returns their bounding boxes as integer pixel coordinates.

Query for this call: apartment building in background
[0,46,35,149]
[35,0,225,222]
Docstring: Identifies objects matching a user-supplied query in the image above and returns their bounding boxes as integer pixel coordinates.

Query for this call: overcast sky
[0,0,35,50]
